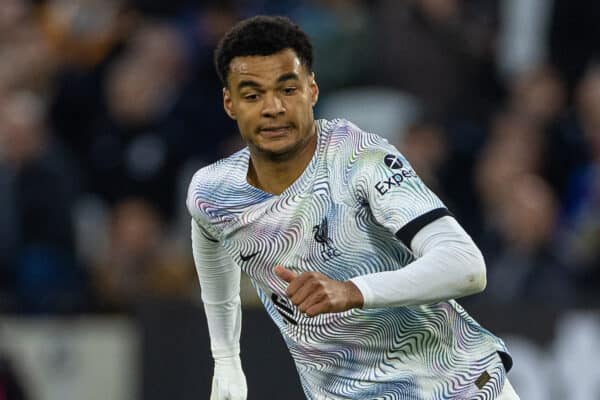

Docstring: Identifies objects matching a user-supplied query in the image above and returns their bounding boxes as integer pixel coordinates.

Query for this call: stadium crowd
[0,0,598,315]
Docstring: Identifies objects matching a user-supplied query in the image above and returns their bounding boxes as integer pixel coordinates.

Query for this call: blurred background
[0,0,599,399]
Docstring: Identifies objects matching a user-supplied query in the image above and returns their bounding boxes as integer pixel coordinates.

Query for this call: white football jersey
[188,119,509,400]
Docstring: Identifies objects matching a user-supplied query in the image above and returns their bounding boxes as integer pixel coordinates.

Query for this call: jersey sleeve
[190,218,242,359]
[186,168,222,241]
[350,136,450,249]
[187,170,242,360]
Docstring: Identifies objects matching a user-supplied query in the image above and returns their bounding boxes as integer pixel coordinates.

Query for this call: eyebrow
[237,80,261,91]
[236,72,301,91]
[276,72,300,83]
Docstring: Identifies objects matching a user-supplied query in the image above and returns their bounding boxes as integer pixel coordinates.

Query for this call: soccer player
[187,15,520,400]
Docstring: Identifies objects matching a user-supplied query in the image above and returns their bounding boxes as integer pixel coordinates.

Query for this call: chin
[253,142,298,160]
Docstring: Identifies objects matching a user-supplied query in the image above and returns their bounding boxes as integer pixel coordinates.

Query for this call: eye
[244,93,259,101]
[283,87,297,95]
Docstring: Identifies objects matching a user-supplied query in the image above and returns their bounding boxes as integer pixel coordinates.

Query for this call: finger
[298,290,326,314]
[305,299,330,317]
[290,278,320,306]
[287,271,327,297]
[274,265,297,283]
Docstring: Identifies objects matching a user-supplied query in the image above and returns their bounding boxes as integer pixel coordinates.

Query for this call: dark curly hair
[214,15,314,87]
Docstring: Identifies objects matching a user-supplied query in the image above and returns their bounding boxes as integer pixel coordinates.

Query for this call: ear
[309,72,319,107]
[223,87,236,120]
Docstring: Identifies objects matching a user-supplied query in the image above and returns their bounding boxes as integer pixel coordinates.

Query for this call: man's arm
[276,138,485,315]
[350,215,486,308]
[275,216,485,315]
[191,219,247,400]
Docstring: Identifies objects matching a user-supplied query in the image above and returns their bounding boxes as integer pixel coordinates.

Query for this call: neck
[247,124,317,195]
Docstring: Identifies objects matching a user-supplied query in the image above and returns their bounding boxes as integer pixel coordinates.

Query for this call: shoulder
[186,148,249,221]
[321,118,401,169]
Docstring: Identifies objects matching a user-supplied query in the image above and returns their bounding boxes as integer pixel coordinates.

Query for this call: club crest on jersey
[313,217,341,261]
[384,154,404,169]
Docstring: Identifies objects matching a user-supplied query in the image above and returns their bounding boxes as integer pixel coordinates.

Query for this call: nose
[261,92,285,117]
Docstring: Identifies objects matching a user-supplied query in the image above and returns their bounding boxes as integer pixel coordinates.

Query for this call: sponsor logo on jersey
[313,217,341,261]
[374,168,418,195]
[384,154,404,169]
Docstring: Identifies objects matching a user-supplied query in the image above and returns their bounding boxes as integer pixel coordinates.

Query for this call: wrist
[344,280,364,309]
[211,343,240,360]
[214,354,242,368]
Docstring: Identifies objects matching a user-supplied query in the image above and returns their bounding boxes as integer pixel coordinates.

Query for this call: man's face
[223,49,319,160]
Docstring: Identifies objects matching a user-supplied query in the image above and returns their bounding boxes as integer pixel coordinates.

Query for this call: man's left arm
[275,142,486,314]
[275,216,485,314]
[350,215,486,308]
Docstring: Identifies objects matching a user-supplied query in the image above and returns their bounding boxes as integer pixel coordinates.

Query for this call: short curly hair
[214,15,314,87]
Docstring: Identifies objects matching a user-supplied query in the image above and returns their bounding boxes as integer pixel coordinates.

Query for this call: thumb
[274,265,297,283]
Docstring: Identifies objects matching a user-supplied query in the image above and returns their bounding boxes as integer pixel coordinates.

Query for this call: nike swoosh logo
[240,251,259,262]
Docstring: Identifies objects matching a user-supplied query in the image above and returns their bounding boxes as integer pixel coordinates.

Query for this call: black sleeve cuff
[395,207,452,249]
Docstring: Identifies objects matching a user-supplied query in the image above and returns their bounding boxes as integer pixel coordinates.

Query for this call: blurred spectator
[472,113,573,305]
[557,66,600,305]
[92,198,195,312]
[373,0,499,118]
[45,0,134,174]
[39,0,132,69]
[288,0,374,92]
[0,91,87,313]
[549,0,600,94]
[178,1,237,74]
[504,64,584,197]
[68,22,191,220]
[174,1,240,159]
[507,64,566,127]
[476,112,544,217]
[0,12,56,93]
[0,0,30,36]
[482,174,572,305]
[400,119,448,194]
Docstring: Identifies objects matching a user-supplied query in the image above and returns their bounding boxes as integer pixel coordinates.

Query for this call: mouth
[258,125,292,138]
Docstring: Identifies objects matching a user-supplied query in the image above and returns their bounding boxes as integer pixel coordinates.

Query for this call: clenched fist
[274,265,364,317]
[210,356,247,400]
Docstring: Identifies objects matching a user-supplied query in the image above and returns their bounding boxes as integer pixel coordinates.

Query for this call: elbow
[465,269,486,295]
[462,246,487,295]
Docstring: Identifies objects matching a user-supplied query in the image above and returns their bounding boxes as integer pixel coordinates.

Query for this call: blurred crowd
[0,0,598,315]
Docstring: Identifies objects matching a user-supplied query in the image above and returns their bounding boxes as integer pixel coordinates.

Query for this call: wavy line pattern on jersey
[188,118,509,399]
[188,149,272,232]
[279,304,502,399]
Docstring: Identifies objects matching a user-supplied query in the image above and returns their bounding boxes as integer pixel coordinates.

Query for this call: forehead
[227,49,306,87]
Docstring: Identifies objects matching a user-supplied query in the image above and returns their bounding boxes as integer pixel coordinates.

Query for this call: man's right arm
[191,219,247,400]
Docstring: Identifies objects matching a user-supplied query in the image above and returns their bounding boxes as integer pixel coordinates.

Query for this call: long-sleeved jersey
[187,118,510,400]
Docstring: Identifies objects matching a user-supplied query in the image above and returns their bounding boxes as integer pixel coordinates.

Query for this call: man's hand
[210,356,247,400]
[274,265,364,317]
